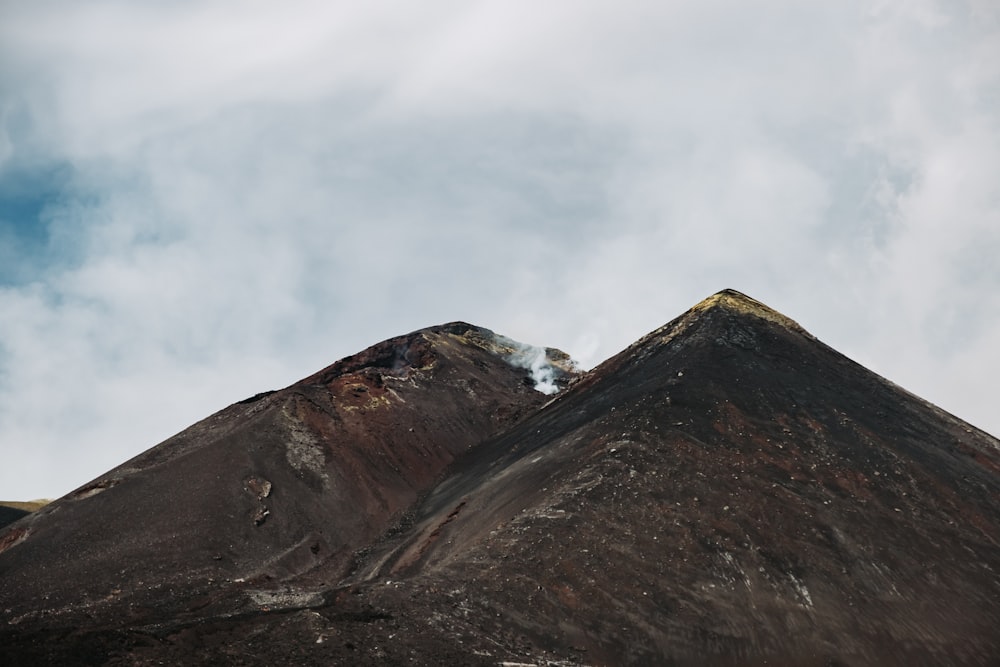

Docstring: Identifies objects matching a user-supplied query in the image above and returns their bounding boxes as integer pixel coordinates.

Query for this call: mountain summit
[2,291,999,666]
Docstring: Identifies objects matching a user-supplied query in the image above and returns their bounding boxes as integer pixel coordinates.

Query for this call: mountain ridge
[0,323,576,635]
[2,290,999,666]
[334,289,1000,663]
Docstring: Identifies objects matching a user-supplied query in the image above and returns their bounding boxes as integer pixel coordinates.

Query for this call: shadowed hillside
[0,500,49,530]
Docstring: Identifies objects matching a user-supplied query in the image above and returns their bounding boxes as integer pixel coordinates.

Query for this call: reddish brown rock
[0,323,572,649]
[2,292,999,666]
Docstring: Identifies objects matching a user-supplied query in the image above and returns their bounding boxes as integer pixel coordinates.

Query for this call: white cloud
[0,0,998,498]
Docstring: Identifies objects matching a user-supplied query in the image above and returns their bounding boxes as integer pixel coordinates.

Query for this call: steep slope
[333,290,1000,665]
[2,290,999,666]
[0,323,576,641]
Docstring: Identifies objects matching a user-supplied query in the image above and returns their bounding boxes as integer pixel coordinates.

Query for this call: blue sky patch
[0,162,75,284]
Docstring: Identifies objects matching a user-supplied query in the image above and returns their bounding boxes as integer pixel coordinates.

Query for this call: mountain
[2,290,999,666]
[0,323,577,661]
[0,505,31,531]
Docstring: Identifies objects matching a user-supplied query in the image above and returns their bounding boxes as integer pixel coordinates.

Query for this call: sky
[1,1,998,500]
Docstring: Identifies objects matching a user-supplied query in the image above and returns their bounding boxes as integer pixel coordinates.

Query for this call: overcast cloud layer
[1,1,998,500]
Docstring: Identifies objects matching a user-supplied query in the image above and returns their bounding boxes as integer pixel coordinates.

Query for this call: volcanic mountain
[2,290,999,666]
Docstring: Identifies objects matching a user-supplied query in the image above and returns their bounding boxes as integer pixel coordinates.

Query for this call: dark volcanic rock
[0,505,30,530]
[0,322,573,662]
[348,290,1000,665]
[2,291,999,666]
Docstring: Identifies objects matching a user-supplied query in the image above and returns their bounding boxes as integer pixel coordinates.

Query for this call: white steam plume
[506,343,560,395]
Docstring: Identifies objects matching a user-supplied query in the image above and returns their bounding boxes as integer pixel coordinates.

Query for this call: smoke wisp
[505,343,561,395]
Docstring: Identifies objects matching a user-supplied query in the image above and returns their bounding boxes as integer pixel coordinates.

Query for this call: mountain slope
[1,291,998,666]
[0,322,576,636]
[339,289,1000,664]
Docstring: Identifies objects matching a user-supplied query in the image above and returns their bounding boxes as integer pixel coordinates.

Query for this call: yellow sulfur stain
[689,289,809,335]
[621,289,814,358]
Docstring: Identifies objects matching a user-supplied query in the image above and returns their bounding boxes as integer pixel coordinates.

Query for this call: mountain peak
[298,322,576,394]
[609,289,812,368]
[691,288,809,335]
[2,294,999,665]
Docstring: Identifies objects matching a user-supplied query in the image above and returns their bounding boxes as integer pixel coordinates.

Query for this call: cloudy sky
[1,1,998,500]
